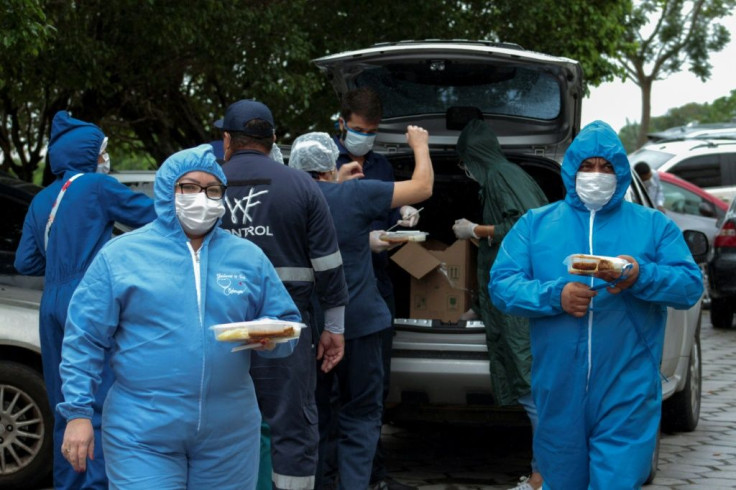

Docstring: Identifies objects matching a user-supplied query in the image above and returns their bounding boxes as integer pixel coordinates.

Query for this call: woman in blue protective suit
[57,144,302,489]
[14,110,155,490]
[489,121,703,489]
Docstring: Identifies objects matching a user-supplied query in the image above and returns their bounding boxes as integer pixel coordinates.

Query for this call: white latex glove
[453,218,478,239]
[369,230,391,253]
[398,205,420,227]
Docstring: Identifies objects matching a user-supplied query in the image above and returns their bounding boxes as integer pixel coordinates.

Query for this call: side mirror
[698,201,716,218]
[683,229,709,263]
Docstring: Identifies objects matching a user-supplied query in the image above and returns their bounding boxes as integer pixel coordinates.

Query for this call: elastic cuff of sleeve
[552,279,566,311]
[324,305,345,335]
[57,405,94,422]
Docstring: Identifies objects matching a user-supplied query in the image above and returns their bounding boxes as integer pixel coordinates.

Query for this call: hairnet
[289,132,339,173]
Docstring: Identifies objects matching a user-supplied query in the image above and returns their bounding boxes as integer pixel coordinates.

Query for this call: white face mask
[97,153,110,174]
[575,172,617,211]
[175,193,225,236]
[343,127,376,157]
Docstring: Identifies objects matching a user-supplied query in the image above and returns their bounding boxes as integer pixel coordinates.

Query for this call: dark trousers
[40,283,110,490]
[315,331,384,490]
[252,319,319,490]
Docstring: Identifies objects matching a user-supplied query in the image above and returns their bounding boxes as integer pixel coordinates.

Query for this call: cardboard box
[390,239,477,322]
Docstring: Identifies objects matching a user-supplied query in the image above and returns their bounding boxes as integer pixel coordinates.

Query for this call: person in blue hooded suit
[489,121,703,489]
[14,110,155,489]
[57,144,301,489]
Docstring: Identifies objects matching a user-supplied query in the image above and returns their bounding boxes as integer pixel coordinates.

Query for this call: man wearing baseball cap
[216,99,349,490]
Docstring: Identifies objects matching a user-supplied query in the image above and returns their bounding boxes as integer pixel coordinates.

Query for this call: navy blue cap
[214,99,275,137]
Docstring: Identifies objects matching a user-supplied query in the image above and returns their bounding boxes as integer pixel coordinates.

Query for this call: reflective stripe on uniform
[310,250,343,272]
[272,471,315,490]
[275,267,315,283]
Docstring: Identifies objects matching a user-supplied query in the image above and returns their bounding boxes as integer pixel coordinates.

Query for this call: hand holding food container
[565,253,639,293]
[211,319,305,352]
[561,253,640,318]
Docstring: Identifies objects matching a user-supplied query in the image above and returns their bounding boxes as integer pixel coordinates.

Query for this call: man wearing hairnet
[57,144,301,489]
[289,129,433,490]
[15,110,155,489]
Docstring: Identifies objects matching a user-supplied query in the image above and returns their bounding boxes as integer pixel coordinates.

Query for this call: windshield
[628,148,675,170]
[354,62,562,120]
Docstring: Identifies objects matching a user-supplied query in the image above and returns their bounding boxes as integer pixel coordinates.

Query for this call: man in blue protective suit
[288,130,433,490]
[489,120,703,489]
[57,144,301,489]
[333,86,420,490]
[215,99,349,490]
[14,110,155,489]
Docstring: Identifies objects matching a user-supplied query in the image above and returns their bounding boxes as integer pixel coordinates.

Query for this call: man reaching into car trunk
[452,119,548,490]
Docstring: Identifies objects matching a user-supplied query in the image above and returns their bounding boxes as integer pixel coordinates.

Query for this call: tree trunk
[637,78,653,149]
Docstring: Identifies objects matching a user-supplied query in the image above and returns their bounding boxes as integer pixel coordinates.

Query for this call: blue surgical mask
[343,127,376,157]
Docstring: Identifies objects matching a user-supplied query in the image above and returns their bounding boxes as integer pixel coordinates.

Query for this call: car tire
[710,297,734,329]
[662,322,701,432]
[0,361,53,489]
[644,422,661,485]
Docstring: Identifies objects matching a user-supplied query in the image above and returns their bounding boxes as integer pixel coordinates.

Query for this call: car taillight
[714,220,736,248]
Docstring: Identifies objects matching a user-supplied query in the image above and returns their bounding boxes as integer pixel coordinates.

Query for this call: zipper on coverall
[586,210,596,390]
[187,243,206,431]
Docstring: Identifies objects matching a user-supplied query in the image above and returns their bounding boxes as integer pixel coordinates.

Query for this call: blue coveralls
[334,137,400,485]
[314,179,394,490]
[489,121,703,489]
[57,144,301,489]
[14,111,155,490]
[220,150,349,490]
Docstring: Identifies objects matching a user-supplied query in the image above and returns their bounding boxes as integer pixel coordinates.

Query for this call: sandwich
[216,325,295,342]
[568,254,624,276]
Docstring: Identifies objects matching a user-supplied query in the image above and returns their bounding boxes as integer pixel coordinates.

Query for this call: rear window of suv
[356,62,562,120]
[629,148,676,170]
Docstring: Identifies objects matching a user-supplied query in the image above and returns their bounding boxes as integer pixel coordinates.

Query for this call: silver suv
[314,42,707,451]
[629,139,736,204]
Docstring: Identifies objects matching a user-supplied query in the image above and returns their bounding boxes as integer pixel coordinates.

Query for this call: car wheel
[644,422,661,485]
[662,322,701,432]
[710,297,734,329]
[0,361,53,488]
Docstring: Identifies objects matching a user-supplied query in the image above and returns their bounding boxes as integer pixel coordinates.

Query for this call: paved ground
[383,310,736,489]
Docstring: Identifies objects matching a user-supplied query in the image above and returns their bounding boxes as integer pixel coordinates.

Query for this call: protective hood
[153,144,227,232]
[48,111,105,176]
[456,119,507,187]
[562,120,631,212]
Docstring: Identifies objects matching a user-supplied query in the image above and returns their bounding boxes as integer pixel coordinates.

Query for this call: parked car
[656,171,729,309]
[0,174,51,489]
[660,171,728,224]
[628,139,736,204]
[314,42,708,452]
[646,122,736,145]
[0,171,155,488]
[707,197,736,329]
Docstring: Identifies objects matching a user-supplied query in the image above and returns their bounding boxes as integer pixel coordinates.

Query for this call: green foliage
[616,0,736,146]
[2,0,632,182]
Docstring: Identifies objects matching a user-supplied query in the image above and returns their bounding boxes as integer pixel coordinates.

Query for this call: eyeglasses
[176,182,227,200]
